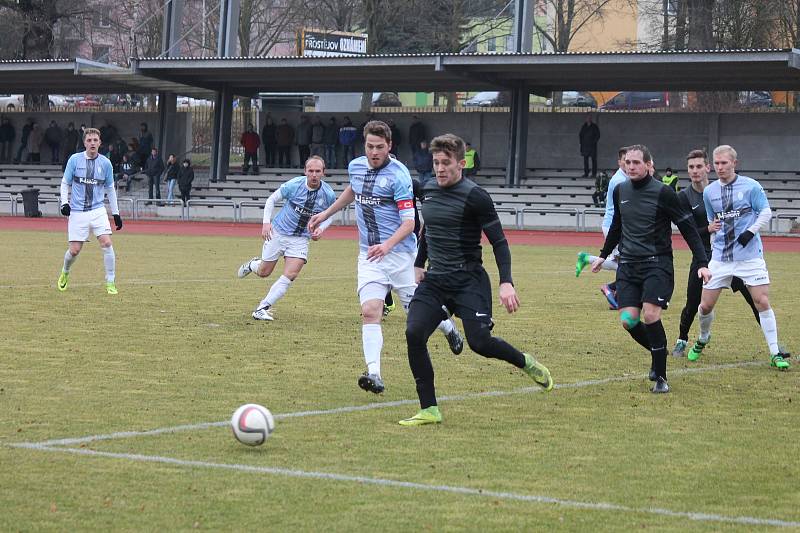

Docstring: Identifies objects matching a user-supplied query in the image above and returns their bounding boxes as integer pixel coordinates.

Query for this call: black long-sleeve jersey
[600,174,708,267]
[677,184,712,256]
[415,177,513,284]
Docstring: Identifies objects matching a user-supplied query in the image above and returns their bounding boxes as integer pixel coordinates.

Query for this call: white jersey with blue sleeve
[271,176,336,238]
[703,175,769,262]
[348,156,416,253]
[602,168,628,230]
[62,152,115,212]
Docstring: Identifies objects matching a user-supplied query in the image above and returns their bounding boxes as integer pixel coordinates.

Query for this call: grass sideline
[1,229,798,531]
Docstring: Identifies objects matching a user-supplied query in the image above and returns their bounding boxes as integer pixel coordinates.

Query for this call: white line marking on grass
[13,444,800,529]
[0,276,352,290]
[18,361,761,448]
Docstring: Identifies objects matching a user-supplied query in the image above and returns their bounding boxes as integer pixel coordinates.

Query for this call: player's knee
[465,328,492,355]
[619,310,639,330]
[405,323,426,347]
[642,308,661,324]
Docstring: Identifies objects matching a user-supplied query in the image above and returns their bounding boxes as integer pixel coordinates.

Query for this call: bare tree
[303,0,362,32]
[533,0,619,52]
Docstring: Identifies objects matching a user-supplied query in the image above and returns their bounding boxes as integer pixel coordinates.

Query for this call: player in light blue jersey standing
[575,146,629,309]
[308,120,462,394]
[688,145,789,370]
[57,128,123,295]
[237,156,336,321]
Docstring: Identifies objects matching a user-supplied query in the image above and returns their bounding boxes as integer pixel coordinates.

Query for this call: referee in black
[591,144,711,393]
[399,134,553,426]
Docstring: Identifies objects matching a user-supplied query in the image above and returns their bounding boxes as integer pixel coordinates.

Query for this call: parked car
[48,94,71,108]
[739,91,772,108]
[0,94,24,110]
[75,95,102,107]
[549,91,597,108]
[599,91,669,111]
[371,92,402,107]
[463,91,509,107]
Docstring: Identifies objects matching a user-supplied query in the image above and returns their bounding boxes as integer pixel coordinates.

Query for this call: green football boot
[523,353,554,391]
[399,406,442,426]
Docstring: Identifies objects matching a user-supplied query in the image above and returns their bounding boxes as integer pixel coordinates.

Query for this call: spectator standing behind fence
[276,118,294,168]
[0,117,14,163]
[241,123,260,175]
[413,140,433,187]
[296,115,312,166]
[144,148,165,200]
[62,122,80,167]
[15,117,33,163]
[408,116,427,156]
[338,116,358,167]
[661,167,679,191]
[579,114,600,179]
[262,116,277,168]
[137,123,154,166]
[45,120,62,164]
[310,116,325,157]
[323,117,338,169]
[177,158,194,203]
[463,141,480,178]
[165,154,179,201]
[27,122,43,164]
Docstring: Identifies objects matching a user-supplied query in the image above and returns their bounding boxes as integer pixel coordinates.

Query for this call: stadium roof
[1,49,799,97]
[131,49,800,94]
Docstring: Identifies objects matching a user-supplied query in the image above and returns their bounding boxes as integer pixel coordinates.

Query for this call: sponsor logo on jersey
[355,193,388,206]
[77,176,103,185]
[292,204,313,216]
[716,209,741,220]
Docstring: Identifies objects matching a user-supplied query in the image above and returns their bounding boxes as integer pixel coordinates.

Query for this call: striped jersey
[63,152,114,212]
[272,176,336,238]
[348,156,416,253]
[703,174,768,262]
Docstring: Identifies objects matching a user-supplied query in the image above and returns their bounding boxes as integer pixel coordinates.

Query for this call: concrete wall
[0,112,191,163]
[259,109,800,173]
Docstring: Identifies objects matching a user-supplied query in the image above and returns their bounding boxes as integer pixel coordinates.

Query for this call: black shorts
[411,269,494,327]
[616,256,674,310]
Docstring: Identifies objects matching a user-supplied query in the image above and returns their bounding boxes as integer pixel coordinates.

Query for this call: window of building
[92,45,111,63]
[487,37,496,52]
[93,12,112,28]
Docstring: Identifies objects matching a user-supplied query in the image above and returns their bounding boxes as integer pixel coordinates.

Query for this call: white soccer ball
[231,403,275,446]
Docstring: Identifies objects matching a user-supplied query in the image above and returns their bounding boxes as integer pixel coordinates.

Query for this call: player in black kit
[399,134,553,426]
[591,145,711,393]
[671,149,789,359]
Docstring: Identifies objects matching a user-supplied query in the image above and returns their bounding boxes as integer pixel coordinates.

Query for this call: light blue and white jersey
[272,176,336,238]
[703,174,769,262]
[602,168,628,229]
[63,152,114,212]
[348,156,416,253]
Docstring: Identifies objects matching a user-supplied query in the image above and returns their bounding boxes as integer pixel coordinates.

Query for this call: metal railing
[494,206,521,230]
[1,193,16,216]
[134,198,186,220]
[580,207,606,232]
[772,211,800,234]
[185,199,237,222]
[518,207,581,231]
[237,200,265,222]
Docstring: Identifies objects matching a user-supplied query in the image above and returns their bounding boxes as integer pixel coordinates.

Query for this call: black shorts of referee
[411,269,495,329]
[616,255,674,310]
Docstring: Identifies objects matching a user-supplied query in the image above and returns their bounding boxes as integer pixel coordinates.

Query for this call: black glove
[60,204,70,216]
[736,230,754,247]
[113,214,123,231]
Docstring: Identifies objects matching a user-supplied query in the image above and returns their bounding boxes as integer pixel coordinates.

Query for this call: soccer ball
[231,403,275,446]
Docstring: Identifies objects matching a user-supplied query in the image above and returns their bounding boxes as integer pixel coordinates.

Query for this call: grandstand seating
[0,164,798,232]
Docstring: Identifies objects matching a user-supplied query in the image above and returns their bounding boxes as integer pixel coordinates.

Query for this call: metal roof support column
[506,84,529,186]
[157,0,183,158]
[213,85,234,183]
[210,0,240,182]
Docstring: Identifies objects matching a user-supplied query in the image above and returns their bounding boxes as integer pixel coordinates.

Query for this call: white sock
[437,317,454,334]
[362,323,383,377]
[698,306,714,342]
[62,249,77,272]
[250,259,262,275]
[102,246,115,282]
[257,275,291,310]
[587,254,617,271]
[758,308,780,355]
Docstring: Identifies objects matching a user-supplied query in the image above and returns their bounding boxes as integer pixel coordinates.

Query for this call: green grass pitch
[1,229,798,531]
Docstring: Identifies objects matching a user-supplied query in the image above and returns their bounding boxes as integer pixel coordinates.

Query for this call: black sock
[385,292,393,307]
[608,281,617,292]
[645,320,668,380]
[626,322,651,351]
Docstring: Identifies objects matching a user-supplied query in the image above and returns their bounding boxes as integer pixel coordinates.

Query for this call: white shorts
[261,232,309,262]
[357,250,416,305]
[68,207,112,242]
[704,258,770,290]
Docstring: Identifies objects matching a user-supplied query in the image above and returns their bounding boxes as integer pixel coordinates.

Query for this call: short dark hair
[363,120,392,143]
[429,133,466,161]
[617,146,629,159]
[626,144,652,163]
[686,149,708,163]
